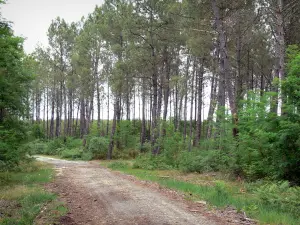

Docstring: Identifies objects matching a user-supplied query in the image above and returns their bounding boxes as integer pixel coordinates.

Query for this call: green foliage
[0,162,56,225]
[80,151,93,161]
[30,124,45,139]
[105,162,300,225]
[179,150,233,173]
[160,123,187,167]
[255,181,300,217]
[87,136,109,159]
[139,141,151,153]
[0,120,29,171]
[108,161,130,169]
[113,148,139,159]
[46,138,65,155]
[65,137,83,149]
[115,120,137,150]
[133,154,173,170]
[60,148,82,159]
[18,192,56,224]
[0,18,33,170]
[22,139,47,155]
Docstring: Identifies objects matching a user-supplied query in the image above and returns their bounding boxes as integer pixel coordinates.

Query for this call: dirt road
[36,156,221,225]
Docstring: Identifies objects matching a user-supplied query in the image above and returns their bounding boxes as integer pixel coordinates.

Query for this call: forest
[1,0,300,223]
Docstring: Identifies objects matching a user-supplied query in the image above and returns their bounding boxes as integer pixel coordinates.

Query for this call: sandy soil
[36,156,254,225]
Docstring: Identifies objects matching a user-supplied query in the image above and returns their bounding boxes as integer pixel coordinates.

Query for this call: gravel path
[36,156,219,225]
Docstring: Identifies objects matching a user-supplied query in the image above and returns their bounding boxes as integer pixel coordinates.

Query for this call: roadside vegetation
[0,162,67,225]
[1,0,300,224]
[105,161,300,225]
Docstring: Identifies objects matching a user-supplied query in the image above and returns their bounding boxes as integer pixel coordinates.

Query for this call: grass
[104,160,300,225]
[0,161,67,225]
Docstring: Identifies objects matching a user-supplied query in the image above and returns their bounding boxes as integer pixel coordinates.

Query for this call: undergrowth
[106,161,300,225]
[0,161,66,224]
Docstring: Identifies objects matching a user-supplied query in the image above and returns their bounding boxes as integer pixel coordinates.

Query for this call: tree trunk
[97,79,101,135]
[183,55,190,140]
[79,97,86,138]
[212,0,236,139]
[141,80,146,146]
[195,59,204,146]
[55,87,60,137]
[188,60,196,152]
[107,97,118,159]
[106,83,110,136]
[50,92,55,139]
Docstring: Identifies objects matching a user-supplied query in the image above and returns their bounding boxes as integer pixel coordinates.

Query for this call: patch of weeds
[0,161,60,225]
[35,200,68,224]
[108,161,130,169]
[60,148,82,160]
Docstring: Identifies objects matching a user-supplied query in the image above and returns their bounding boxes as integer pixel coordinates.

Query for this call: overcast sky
[2,0,103,53]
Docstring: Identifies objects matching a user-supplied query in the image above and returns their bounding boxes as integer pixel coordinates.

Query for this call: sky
[2,0,103,53]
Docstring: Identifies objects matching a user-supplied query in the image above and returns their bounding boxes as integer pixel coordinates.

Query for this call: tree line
[2,0,300,183]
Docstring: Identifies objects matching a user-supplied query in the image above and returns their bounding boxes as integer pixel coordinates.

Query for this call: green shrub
[255,181,300,217]
[22,140,47,155]
[45,139,64,155]
[139,141,151,153]
[161,128,187,167]
[65,138,83,149]
[81,151,93,161]
[113,148,139,159]
[117,121,137,149]
[60,148,82,159]
[0,120,28,171]
[133,154,173,170]
[87,137,109,159]
[30,124,45,139]
[178,150,232,173]
[108,161,130,169]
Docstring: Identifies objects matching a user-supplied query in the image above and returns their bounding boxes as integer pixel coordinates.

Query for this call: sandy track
[36,156,219,225]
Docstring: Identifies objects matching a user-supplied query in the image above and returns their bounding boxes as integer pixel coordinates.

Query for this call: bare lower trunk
[63,85,67,136]
[75,103,80,137]
[206,71,217,139]
[46,87,49,138]
[195,60,204,146]
[97,80,101,135]
[141,83,146,146]
[107,97,119,159]
[151,71,158,154]
[55,88,60,137]
[50,96,55,139]
[188,60,196,152]
[79,97,86,138]
[107,83,110,136]
[183,56,190,139]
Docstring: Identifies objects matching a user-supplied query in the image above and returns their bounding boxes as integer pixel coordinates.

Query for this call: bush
[139,141,151,153]
[113,148,139,159]
[0,120,28,171]
[22,140,47,155]
[161,127,187,167]
[65,138,83,149]
[113,121,137,150]
[87,137,109,159]
[178,150,232,173]
[30,124,45,139]
[108,161,130,169]
[255,181,300,217]
[133,154,173,170]
[60,148,82,159]
[81,151,93,161]
[45,139,64,155]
